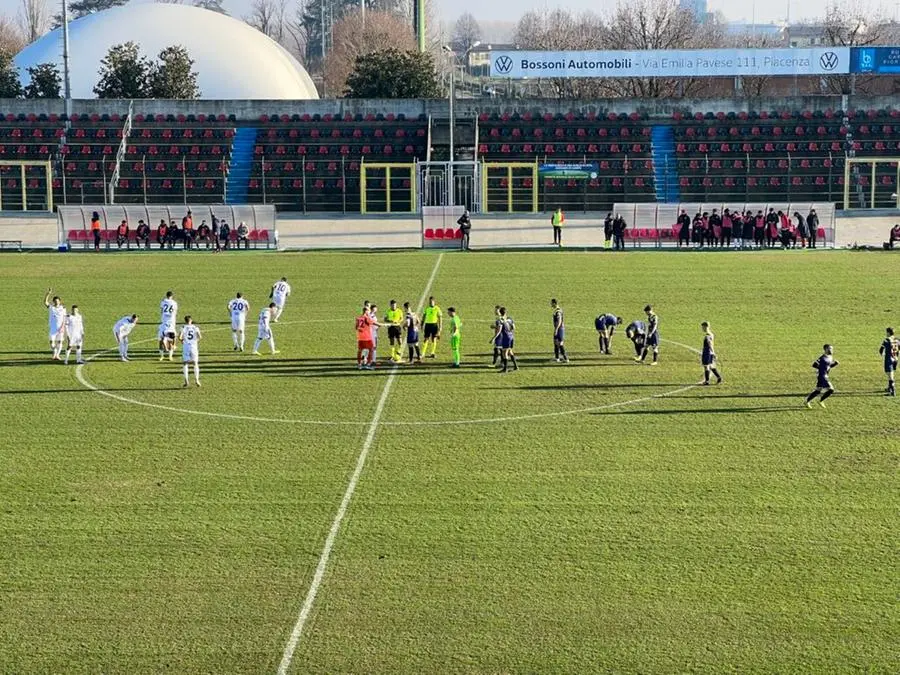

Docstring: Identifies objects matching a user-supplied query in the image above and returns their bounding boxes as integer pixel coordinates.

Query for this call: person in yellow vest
[551,207,565,246]
[384,299,405,362]
[421,296,443,358]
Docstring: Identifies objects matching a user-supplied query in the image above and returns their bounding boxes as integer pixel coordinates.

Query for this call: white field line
[275,252,444,675]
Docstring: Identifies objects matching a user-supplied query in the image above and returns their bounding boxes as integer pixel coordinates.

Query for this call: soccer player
[448,307,461,367]
[64,305,85,365]
[805,344,839,408]
[355,304,379,369]
[625,320,646,357]
[404,302,422,364]
[595,313,622,355]
[179,315,202,387]
[699,322,723,385]
[492,307,518,373]
[252,303,279,355]
[270,277,291,322]
[491,305,503,367]
[369,303,380,364]
[158,290,178,361]
[635,305,659,365]
[421,296,443,358]
[550,298,569,363]
[113,314,138,361]
[43,289,66,360]
[384,299,404,363]
[879,327,898,396]
[227,292,250,351]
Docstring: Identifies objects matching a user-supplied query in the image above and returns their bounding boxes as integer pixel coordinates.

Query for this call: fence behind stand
[58,204,277,250]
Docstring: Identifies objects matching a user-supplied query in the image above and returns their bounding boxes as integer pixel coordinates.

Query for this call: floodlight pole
[61,0,72,117]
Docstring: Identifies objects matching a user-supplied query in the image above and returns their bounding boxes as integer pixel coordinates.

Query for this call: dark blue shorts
[500,336,512,349]
[885,360,897,374]
[646,333,659,347]
[702,353,716,366]
[817,376,833,390]
[554,329,564,342]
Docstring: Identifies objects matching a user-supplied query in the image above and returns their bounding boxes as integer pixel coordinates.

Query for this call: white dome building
[14,3,319,100]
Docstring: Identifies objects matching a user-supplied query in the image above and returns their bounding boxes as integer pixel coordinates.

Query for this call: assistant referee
[421,296,443,358]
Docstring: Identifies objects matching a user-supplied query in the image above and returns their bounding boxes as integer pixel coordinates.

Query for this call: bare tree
[820,2,891,94]
[0,14,26,54]
[727,31,784,98]
[452,12,480,53]
[17,0,49,44]
[246,0,290,44]
[323,9,416,95]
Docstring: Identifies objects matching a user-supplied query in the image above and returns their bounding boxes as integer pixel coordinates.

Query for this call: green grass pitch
[0,250,897,673]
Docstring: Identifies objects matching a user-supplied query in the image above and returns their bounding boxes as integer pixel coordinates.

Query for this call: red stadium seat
[424,228,435,239]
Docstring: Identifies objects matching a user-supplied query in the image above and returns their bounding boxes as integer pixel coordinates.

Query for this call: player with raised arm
[179,315,202,387]
[805,344,839,408]
[421,296,443,358]
[270,277,291,322]
[699,322,723,385]
[636,305,660,365]
[113,314,138,361]
[879,327,898,396]
[550,298,569,363]
[384,299,404,363]
[64,305,85,365]
[227,292,250,351]
[43,289,66,360]
[252,303,279,355]
[158,291,178,362]
[595,313,622,355]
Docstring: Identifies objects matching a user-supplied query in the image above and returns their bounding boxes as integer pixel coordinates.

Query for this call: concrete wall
[0,94,895,122]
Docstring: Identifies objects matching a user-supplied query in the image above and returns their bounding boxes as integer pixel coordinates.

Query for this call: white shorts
[257,327,272,340]
[49,326,63,342]
[182,346,199,362]
[157,323,176,340]
[67,334,84,348]
[116,325,135,340]
[231,316,246,331]
[273,295,286,308]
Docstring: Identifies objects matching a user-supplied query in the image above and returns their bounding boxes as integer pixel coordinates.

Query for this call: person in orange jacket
[90,211,102,252]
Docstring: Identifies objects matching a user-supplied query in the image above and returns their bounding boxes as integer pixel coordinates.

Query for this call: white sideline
[276,253,444,675]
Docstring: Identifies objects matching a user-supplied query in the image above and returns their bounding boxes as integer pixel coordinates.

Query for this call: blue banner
[538,163,599,179]
[851,47,900,74]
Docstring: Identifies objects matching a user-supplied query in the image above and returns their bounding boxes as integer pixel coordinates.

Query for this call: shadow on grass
[0,386,183,395]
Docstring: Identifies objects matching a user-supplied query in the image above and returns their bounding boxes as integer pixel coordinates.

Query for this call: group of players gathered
[42,279,899,401]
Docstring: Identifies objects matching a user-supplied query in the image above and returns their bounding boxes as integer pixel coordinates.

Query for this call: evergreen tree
[0,49,23,98]
[344,48,438,98]
[53,0,127,27]
[193,0,228,14]
[148,45,201,99]
[24,63,62,98]
[93,42,150,98]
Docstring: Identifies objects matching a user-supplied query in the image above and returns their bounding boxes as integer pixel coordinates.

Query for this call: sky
[1,0,897,35]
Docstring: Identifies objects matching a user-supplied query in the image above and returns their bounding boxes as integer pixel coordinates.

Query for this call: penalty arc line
[275,252,444,675]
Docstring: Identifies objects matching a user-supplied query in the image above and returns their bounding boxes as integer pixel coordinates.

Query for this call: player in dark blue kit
[594,313,622,355]
[699,322,723,385]
[879,327,898,396]
[492,307,518,373]
[550,298,569,363]
[805,344,839,408]
[635,305,659,365]
[625,320,646,357]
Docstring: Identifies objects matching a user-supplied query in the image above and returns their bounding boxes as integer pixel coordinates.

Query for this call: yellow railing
[480,161,538,213]
[360,161,417,214]
[0,159,53,211]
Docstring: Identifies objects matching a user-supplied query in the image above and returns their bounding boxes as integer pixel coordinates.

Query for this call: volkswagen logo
[820,51,839,71]
[494,55,513,75]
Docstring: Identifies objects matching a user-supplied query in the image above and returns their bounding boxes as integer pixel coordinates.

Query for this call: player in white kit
[43,289,67,360]
[158,290,178,361]
[179,315,202,387]
[270,277,291,322]
[369,303,379,364]
[113,314,138,361]
[252,303,279,355]
[227,292,250,351]
[64,305,85,365]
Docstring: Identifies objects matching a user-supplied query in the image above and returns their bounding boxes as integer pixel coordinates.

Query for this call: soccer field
[1,250,897,673]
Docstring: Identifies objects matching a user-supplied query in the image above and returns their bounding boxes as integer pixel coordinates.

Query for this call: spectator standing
[676,209,690,248]
[211,214,220,252]
[219,220,230,249]
[90,211,102,252]
[612,212,626,250]
[236,221,250,249]
[795,211,809,248]
[691,212,703,248]
[742,210,754,250]
[551,207,565,246]
[709,209,722,248]
[457,209,472,251]
[765,208,779,248]
[721,209,733,248]
[807,208,820,248]
[135,220,150,249]
[754,210,766,249]
[115,219,129,249]
[779,211,794,249]
[700,211,711,249]
[181,210,194,250]
[604,212,614,248]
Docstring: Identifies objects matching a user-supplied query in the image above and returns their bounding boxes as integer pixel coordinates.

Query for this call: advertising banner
[489,48,850,78]
[538,163,599,179]
[851,47,900,73]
